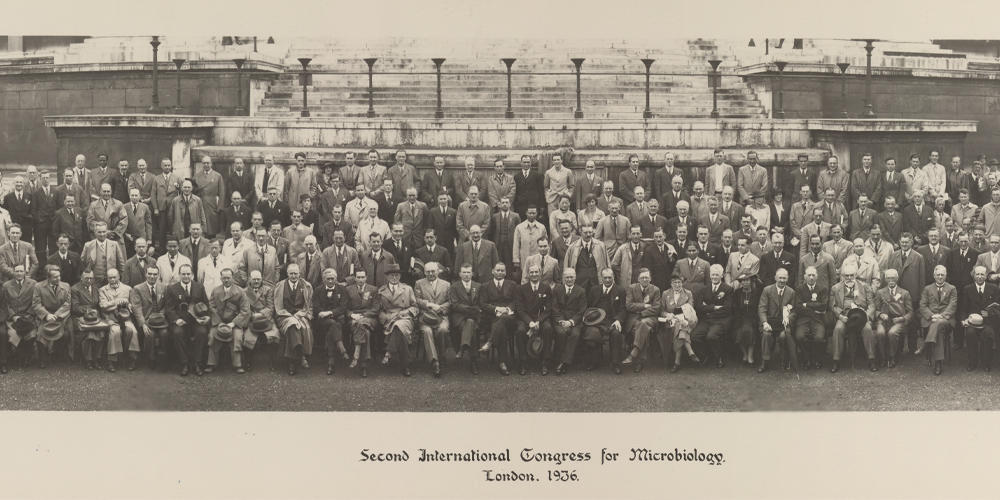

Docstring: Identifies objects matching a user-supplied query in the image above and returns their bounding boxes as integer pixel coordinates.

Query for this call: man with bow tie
[122,237,155,287]
[873,268,912,369]
[916,265,957,375]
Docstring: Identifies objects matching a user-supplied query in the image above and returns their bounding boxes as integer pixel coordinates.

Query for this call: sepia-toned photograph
[5,5,1000,416]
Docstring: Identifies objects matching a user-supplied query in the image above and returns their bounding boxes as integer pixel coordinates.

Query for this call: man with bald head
[917,265,957,375]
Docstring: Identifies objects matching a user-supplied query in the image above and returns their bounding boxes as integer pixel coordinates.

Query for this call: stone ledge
[0,59,285,76]
[44,114,217,129]
[738,62,1000,81]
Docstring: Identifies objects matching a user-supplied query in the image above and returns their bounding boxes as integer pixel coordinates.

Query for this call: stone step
[192,145,828,171]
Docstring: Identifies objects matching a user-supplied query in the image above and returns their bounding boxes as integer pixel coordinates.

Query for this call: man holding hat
[414,262,450,377]
[378,262,419,377]
[960,266,1000,371]
[916,265,957,376]
[345,268,379,378]
[621,268,661,372]
[71,269,106,370]
[757,267,797,373]
[207,268,251,374]
[245,270,279,370]
[129,265,168,369]
[874,268,913,369]
[551,268,588,375]
[4,264,37,368]
[165,263,211,376]
[829,263,877,373]
[514,262,554,376]
[32,265,71,369]
[313,268,349,375]
[583,268,626,374]
[99,268,139,372]
[274,262,314,376]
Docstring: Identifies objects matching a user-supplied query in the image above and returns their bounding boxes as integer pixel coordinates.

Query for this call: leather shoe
[670,364,680,373]
[288,363,297,376]
[830,361,839,374]
[402,367,412,377]
[326,363,335,375]
[432,361,441,378]
[470,360,479,375]
[195,366,204,376]
[518,366,527,376]
[934,362,942,376]
[499,363,510,376]
[869,360,878,372]
[204,366,214,374]
[540,364,549,376]
[756,363,767,374]
[689,354,701,364]
[180,366,189,376]
[888,359,896,369]
[107,361,116,373]
[128,359,136,371]
[0,365,7,374]
[633,362,643,373]
[613,364,622,375]
[716,358,725,369]
[360,367,368,378]
[235,367,246,374]
[556,363,567,375]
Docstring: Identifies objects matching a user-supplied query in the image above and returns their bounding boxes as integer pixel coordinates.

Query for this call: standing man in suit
[974,234,1000,286]
[165,263,210,376]
[32,171,58,266]
[394,187,428,249]
[698,196,730,245]
[453,225,498,284]
[108,160,130,203]
[169,180,207,241]
[80,222,125,287]
[877,195,904,246]
[916,265,957,375]
[848,194,877,241]
[121,237,155,287]
[413,229,452,280]
[487,158,517,211]
[673,241,711,291]
[284,152,317,213]
[70,154,92,210]
[54,168,87,213]
[798,234,836,292]
[456,185,491,244]
[454,156,488,207]
[354,149,384,193]
[641,228,678,291]
[51,194,86,254]
[916,228,951,284]
[371,179,396,223]
[902,190,936,246]
[850,153,883,211]
[256,186,291,229]
[572,160,602,211]
[237,230,278,286]
[88,153,113,205]
[563,225,608,292]
[487,197,520,278]
[512,205,548,273]
[705,149,736,200]
[225,158,256,210]
[178,223,210,284]
[358,232,396,289]
[427,193,458,253]
[787,152,818,203]
[382,224,414,285]
[150,158,180,254]
[880,157,905,210]
[817,156,850,206]
[421,155,455,206]
[254,154,285,203]
[322,228,361,286]
[477,262,518,375]
[514,262,554,375]
[193,155,225,238]
[385,150,419,205]
[123,188,152,257]
[659,175,690,220]
[127,158,155,209]
[618,154,648,207]
[594,200,628,258]
[86,183,128,248]
[48,234,83,286]
[596,181,623,215]
[514,155,546,220]
[220,191,252,238]
[651,151,687,203]
[737,150,769,203]
[4,177,33,245]
[156,238,192,287]
[759,232,797,287]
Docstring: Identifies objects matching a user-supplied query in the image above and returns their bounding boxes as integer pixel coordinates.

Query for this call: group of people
[1,145,999,378]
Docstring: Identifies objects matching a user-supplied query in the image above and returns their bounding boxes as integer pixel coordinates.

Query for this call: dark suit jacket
[109,170,131,203]
[225,171,256,208]
[659,190,690,220]
[769,200,791,237]
[414,245,452,278]
[448,280,481,324]
[164,280,209,324]
[880,171,905,209]
[513,169,545,217]
[256,199,291,228]
[371,191,395,223]
[4,191,32,226]
[960,282,1000,321]
[32,186,59,225]
[916,244,951,284]
[516,281,553,323]
[638,214,669,239]
[785,167,818,202]
[849,167,883,210]
[453,239,499,283]
[552,284,587,326]
[947,247,979,292]
[319,218,355,249]
[382,238,414,282]
[694,242,723,268]
[427,206,458,251]
[220,203,252,235]
[51,208,87,250]
[759,250,798,287]
[902,203,935,244]
[794,282,829,322]
[651,167,688,202]
[47,251,83,285]
[641,243,678,291]
[487,211,520,266]
[421,169,456,206]
[587,284,626,326]
[312,285,348,321]
[876,210,904,245]
[480,278,518,318]
[664,216,696,241]
[695,282,734,320]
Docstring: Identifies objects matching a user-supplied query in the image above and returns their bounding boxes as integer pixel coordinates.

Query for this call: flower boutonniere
[894,292,902,301]
[717,291,725,300]
[811,292,818,301]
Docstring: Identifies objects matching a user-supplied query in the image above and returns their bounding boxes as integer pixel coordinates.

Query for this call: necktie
[305,254,311,275]
[68,209,73,218]
[611,216,617,235]
[151,286,157,304]
[937,286,943,301]
[170,257,175,270]
[213,255,218,267]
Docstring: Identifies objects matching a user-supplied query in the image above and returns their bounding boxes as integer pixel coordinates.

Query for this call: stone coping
[737,61,1000,81]
[0,59,284,76]
[44,114,977,134]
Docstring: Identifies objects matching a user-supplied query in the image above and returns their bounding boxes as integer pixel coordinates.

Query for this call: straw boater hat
[967,313,985,327]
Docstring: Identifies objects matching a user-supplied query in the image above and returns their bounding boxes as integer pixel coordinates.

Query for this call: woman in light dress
[543,155,573,215]
[549,195,578,237]
[576,194,605,231]
[659,275,700,372]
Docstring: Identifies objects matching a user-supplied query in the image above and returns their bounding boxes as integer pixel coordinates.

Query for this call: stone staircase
[254,38,769,119]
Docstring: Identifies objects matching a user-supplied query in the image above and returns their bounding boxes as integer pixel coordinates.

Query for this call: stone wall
[744,72,1000,160]
[0,70,273,168]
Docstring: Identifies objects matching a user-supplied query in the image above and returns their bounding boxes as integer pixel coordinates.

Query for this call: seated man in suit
[672,241,710,292]
[70,268,104,371]
[48,234,83,286]
[551,268,588,375]
[129,264,167,369]
[274,262,315,376]
[448,264,481,374]
[916,264,958,376]
[413,262,450,378]
[795,265,829,369]
[621,268,661,372]
[414,228,452,281]
[829,263,877,373]
[344,268,379,378]
[874,268,912,369]
[689,264,732,368]
[960,266,1000,372]
[98,268,138,372]
[583,268,627,374]
[164,263,211,376]
[206,268,251,374]
[313,268,349,375]
[477,262,518,376]
[377,263,418,377]
[757,267,797,373]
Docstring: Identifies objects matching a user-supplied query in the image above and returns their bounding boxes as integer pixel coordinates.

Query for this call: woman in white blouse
[576,194,605,231]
